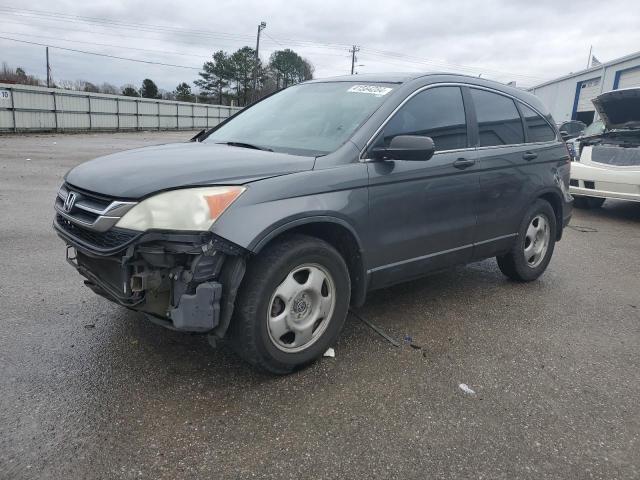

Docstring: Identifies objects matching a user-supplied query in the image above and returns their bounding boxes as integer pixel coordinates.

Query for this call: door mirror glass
[370,135,435,161]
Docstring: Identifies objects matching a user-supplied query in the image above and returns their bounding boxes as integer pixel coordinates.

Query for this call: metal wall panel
[139,116,158,128]
[16,111,56,129]
[118,100,137,114]
[14,90,54,110]
[119,115,137,129]
[58,94,89,112]
[58,112,90,129]
[138,102,158,115]
[159,116,177,128]
[159,103,175,116]
[0,110,14,129]
[91,114,118,128]
[91,98,118,113]
[178,117,194,129]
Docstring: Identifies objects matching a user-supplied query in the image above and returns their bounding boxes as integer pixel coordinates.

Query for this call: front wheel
[573,195,605,209]
[497,199,557,282]
[229,234,350,374]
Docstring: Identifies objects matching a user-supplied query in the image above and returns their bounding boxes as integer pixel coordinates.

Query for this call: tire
[573,195,605,209]
[228,234,350,374]
[497,199,557,282]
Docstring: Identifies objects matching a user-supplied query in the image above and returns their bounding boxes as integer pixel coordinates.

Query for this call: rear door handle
[523,152,538,161]
[453,158,476,169]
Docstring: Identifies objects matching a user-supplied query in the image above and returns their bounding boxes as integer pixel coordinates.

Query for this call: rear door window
[470,89,524,146]
[376,86,468,152]
[521,104,557,143]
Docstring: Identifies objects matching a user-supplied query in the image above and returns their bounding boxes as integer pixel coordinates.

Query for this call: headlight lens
[115,186,245,232]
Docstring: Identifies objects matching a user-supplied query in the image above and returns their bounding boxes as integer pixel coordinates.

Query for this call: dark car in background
[558,120,587,141]
[54,73,572,373]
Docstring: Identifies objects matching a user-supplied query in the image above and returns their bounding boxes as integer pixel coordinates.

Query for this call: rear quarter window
[470,89,524,146]
[521,104,557,143]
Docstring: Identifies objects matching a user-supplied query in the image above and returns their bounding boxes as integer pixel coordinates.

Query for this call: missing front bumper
[62,229,247,335]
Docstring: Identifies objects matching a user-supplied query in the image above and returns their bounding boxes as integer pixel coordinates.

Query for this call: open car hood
[592,88,640,131]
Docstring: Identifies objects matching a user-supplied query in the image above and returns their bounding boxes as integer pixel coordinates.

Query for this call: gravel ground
[0,132,638,480]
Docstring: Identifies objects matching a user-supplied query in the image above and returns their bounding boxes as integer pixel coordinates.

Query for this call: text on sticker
[347,85,393,96]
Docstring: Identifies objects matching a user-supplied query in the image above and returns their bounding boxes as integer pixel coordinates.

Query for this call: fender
[525,185,567,240]
[251,214,364,253]
[250,214,369,307]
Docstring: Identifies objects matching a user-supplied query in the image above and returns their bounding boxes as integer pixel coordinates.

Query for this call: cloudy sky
[1,0,639,92]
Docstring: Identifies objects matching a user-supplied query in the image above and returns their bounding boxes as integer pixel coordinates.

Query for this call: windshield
[582,120,605,137]
[205,82,397,156]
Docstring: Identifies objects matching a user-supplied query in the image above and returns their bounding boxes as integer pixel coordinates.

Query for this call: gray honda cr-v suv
[54,73,573,373]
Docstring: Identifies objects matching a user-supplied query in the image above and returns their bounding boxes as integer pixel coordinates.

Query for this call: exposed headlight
[115,186,245,232]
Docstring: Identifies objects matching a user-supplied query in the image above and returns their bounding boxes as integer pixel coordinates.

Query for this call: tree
[174,82,194,102]
[140,78,159,98]
[229,46,260,106]
[121,84,139,97]
[75,80,99,93]
[100,82,119,95]
[0,62,41,86]
[195,50,232,105]
[268,49,313,90]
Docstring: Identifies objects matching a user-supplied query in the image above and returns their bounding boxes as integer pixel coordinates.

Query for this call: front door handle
[523,151,538,161]
[453,158,476,169]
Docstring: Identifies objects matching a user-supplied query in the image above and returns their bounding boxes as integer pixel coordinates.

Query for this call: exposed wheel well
[538,192,563,240]
[255,222,367,307]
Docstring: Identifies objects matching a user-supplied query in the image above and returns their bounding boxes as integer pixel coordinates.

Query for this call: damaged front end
[53,185,247,340]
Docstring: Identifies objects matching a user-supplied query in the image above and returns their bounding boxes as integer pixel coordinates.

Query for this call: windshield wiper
[216,141,273,152]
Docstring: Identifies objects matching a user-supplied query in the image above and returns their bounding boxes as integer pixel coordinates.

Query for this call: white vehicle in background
[570,88,640,208]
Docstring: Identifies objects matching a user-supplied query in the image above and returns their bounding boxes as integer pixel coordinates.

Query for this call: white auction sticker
[347,85,393,97]
[0,89,10,103]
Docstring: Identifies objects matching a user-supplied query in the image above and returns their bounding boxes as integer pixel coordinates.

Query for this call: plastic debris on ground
[458,383,476,395]
[323,348,335,358]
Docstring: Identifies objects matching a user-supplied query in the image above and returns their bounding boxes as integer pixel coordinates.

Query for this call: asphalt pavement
[1,132,638,479]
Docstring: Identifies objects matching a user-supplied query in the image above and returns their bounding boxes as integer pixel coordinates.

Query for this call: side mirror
[370,135,435,161]
[559,130,570,140]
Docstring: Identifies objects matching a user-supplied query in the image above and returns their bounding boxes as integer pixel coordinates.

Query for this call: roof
[306,71,494,84]
[530,50,640,90]
[308,72,429,83]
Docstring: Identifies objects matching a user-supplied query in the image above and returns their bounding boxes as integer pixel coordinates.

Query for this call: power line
[0,5,545,81]
[1,30,212,60]
[0,35,201,70]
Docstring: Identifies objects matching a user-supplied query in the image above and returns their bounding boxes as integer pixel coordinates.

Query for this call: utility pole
[349,45,360,75]
[252,21,267,102]
[46,46,51,88]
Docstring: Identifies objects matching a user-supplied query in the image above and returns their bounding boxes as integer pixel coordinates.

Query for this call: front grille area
[569,179,579,187]
[55,184,137,233]
[56,214,138,251]
[591,145,640,167]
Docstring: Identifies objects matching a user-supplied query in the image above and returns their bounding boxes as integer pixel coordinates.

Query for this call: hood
[592,88,640,130]
[65,142,315,198]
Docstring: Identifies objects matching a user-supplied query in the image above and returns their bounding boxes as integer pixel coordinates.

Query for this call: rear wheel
[229,234,350,374]
[497,199,556,282]
[573,195,605,209]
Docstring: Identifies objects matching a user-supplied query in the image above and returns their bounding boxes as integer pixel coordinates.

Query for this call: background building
[530,50,640,125]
